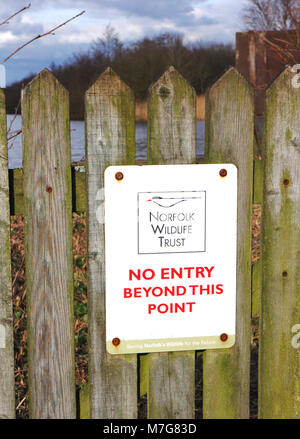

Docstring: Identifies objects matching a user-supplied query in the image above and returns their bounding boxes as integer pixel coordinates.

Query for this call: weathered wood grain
[259,66,300,418]
[147,66,196,418]
[203,68,254,419]
[22,69,75,418]
[0,89,15,419]
[86,67,137,418]
[148,66,196,165]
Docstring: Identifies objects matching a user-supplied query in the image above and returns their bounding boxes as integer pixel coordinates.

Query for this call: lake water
[6,115,205,169]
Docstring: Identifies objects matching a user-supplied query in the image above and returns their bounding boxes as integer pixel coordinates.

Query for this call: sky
[0,0,248,85]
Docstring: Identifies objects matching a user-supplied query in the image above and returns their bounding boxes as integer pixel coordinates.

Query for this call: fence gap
[0,88,15,419]
[259,66,300,418]
[85,67,137,418]
[22,69,75,418]
[147,66,196,418]
[203,67,254,418]
[138,354,148,418]
[251,117,264,318]
[195,351,203,419]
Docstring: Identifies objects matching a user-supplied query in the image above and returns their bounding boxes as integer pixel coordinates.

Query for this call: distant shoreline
[135,94,205,122]
[7,94,206,122]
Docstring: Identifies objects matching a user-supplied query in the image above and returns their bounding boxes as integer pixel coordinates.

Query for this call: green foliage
[5,28,234,119]
[74,301,87,317]
[75,256,84,268]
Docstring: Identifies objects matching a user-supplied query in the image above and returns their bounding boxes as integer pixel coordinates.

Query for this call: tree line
[5,28,234,119]
[4,1,300,119]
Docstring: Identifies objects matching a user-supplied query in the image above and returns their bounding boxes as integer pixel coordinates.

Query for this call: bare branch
[0,10,86,65]
[258,32,297,63]
[7,99,21,136]
[0,4,31,27]
[7,129,22,142]
[244,0,300,30]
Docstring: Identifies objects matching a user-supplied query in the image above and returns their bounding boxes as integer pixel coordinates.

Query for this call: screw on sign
[112,337,121,346]
[219,168,227,178]
[220,333,228,342]
[115,172,124,181]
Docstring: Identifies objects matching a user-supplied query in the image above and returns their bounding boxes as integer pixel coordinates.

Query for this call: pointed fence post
[0,89,15,419]
[86,68,137,418]
[259,66,300,418]
[203,68,254,419]
[147,66,196,418]
[22,69,75,418]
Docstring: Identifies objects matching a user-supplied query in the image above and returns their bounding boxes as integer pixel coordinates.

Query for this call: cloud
[0,0,243,83]
[1,0,210,25]
[97,0,195,20]
[0,31,18,45]
[4,17,44,37]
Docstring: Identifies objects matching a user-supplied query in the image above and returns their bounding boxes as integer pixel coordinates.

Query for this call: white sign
[105,164,237,354]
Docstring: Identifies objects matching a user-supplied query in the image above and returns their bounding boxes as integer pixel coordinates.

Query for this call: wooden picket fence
[0,65,299,419]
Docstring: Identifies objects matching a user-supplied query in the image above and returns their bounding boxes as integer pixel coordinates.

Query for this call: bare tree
[0,4,85,146]
[243,0,300,30]
[91,24,123,63]
[241,0,300,67]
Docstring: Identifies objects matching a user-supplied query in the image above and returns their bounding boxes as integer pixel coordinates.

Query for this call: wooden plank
[148,66,196,165]
[147,66,196,418]
[9,166,86,216]
[259,66,300,418]
[86,67,137,418]
[0,89,15,419]
[203,68,254,419]
[22,69,75,418]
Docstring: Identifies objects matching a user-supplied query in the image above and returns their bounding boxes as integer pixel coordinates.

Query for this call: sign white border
[105,164,237,354]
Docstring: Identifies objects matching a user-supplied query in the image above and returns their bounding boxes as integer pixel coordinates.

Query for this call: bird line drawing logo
[146,196,202,209]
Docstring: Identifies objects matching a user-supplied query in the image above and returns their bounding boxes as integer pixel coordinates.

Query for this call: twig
[6,99,22,152]
[0,10,85,65]
[8,129,22,151]
[12,254,25,288]
[7,129,22,142]
[16,395,27,410]
[257,32,297,64]
[254,117,262,159]
[7,99,21,136]
[0,4,31,27]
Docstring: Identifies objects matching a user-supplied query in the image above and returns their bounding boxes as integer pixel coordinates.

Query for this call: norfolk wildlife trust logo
[138,191,206,254]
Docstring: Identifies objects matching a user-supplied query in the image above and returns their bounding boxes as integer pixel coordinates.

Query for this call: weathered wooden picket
[0,64,299,419]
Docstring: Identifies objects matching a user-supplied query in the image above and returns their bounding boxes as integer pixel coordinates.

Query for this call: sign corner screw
[115,172,124,181]
[220,333,228,342]
[112,337,121,346]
